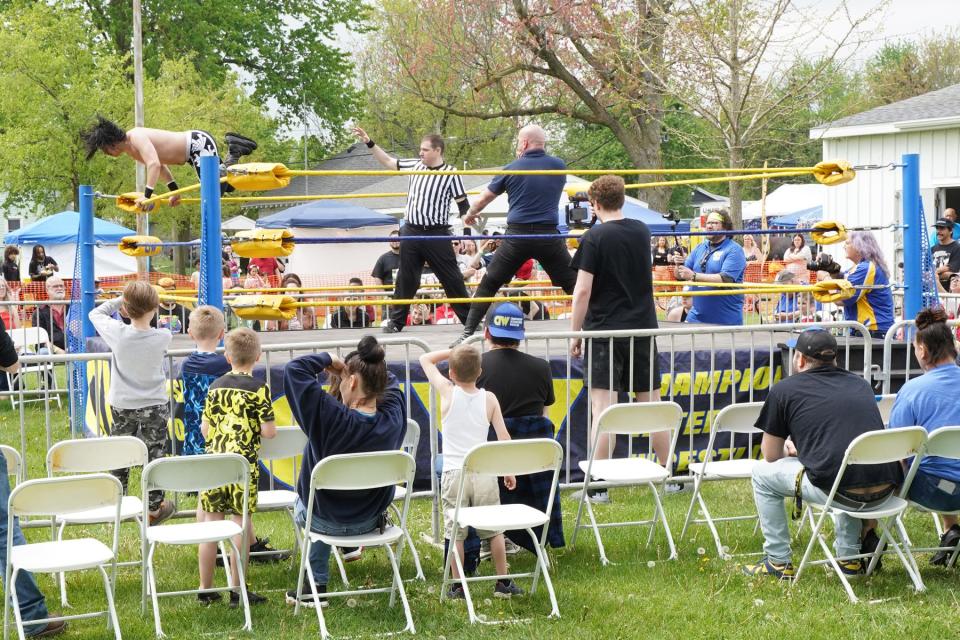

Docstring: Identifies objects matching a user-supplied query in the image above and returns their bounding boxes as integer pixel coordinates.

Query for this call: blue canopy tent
[256,200,397,229]
[5,211,136,277]
[768,206,823,229]
[558,201,691,234]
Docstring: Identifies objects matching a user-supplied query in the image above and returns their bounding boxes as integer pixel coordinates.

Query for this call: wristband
[143,186,154,199]
[166,181,179,192]
[365,139,375,149]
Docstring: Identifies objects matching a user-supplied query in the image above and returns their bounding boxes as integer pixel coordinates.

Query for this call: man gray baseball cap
[484,302,525,340]
[787,326,837,361]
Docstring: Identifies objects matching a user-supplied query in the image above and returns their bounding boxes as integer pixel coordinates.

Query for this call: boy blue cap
[485,302,525,340]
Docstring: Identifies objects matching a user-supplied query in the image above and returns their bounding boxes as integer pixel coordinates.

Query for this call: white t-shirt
[441,387,489,473]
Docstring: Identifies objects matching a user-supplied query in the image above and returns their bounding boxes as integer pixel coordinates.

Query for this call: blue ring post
[199,155,223,308]
[902,154,921,322]
[79,185,96,341]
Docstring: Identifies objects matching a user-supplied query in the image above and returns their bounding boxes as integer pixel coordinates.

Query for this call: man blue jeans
[752,457,861,564]
[293,497,381,588]
[0,453,52,636]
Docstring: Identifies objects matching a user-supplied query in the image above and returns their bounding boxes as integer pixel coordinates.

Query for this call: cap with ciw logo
[484,302,525,340]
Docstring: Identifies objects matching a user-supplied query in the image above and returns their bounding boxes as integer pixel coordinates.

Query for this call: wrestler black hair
[82,116,127,160]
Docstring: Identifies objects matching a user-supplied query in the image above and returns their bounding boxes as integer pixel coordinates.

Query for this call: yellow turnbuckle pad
[229,295,297,321]
[811,279,855,303]
[810,220,848,245]
[225,163,292,191]
[119,235,164,257]
[231,228,295,258]
[812,161,855,187]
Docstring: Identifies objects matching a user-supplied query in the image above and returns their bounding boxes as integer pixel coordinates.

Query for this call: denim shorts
[908,469,960,513]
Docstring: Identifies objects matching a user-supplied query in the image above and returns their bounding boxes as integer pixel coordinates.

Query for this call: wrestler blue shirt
[889,363,960,482]
[488,149,566,226]
[684,237,746,325]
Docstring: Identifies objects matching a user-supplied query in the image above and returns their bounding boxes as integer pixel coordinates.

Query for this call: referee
[353,127,472,332]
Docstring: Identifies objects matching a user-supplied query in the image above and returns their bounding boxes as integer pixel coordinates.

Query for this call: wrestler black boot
[223,132,258,166]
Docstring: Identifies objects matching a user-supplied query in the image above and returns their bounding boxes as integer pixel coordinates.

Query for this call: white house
[809,83,960,263]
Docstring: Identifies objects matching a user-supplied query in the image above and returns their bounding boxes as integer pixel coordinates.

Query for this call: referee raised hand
[354,127,472,332]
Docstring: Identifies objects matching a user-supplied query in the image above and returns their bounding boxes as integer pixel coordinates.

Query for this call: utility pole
[133,0,148,275]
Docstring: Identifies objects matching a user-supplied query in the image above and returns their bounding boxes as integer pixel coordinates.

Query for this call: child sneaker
[741,557,795,580]
[493,579,524,598]
[229,589,267,608]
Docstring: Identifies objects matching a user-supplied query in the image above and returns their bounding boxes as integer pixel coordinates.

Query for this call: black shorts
[187,130,219,177]
[585,336,660,392]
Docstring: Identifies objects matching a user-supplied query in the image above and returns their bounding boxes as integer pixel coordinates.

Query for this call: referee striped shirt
[396,159,467,227]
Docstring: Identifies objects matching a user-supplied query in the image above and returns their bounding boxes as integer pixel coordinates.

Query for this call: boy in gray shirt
[89,280,175,524]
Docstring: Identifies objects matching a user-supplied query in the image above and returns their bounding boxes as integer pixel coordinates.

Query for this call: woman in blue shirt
[840,231,894,338]
[889,307,960,564]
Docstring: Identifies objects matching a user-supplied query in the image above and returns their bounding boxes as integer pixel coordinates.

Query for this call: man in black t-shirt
[743,328,901,580]
[931,218,960,290]
[569,175,665,503]
[371,229,401,288]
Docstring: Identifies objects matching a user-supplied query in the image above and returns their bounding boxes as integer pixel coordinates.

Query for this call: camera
[807,253,841,276]
[564,191,595,229]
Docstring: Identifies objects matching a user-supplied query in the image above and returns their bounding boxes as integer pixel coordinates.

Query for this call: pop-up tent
[257,200,398,276]
[4,211,137,278]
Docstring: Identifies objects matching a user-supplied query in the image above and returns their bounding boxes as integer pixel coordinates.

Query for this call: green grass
[1,400,958,639]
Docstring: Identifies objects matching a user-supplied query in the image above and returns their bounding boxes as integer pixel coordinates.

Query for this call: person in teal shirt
[674,210,746,325]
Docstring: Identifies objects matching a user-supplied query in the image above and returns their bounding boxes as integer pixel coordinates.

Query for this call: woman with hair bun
[889,307,960,563]
[283,335,406,606]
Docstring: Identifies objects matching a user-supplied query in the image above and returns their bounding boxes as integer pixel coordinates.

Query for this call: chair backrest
[0,445,21,484]
[259,426,308,461]
[925,426,960,459]
[463,439,563,477]
[596,401,684,436]
[8,326,50,351]
[143,453,249,493]
[47,436,148,475]
[712,403,765,435]
[845,427,927,465]
[402,419,420,455]
[310,451,415,492]
[876,394,896,425]
[9,474,122,517]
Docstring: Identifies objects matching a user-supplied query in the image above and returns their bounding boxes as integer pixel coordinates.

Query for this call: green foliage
[864,30,960,106]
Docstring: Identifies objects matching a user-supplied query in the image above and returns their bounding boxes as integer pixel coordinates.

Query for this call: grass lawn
[0,399,956,640]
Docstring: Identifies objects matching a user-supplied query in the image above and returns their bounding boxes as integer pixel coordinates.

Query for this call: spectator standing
[931,218,960,290]
[27,245,57,282]
[32,276,67,350]
[371,229,401,287]
[243,264,269,291]
[743,328,901,579]
[782,234,812,282]
[353,127,472,332]
[840,231,895,338]
[569,176,666,503]
[156,277,190,334]
[181,306,230,457]
[888,308,960,565]
[652,236,671,266]
[673,210,747,325]
[189,259,201,290]
[3,245,20,283]
[742,235,765,262]
[929,208,960,246]
[249,256,284,283]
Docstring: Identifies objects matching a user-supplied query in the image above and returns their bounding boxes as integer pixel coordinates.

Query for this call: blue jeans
[0,455,50,635]
[294,497,381,586]
[751,457,861,564]
[908,469,960,513]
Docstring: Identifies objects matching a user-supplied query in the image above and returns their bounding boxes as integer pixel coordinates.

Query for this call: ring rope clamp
[812,161,856,186]
[811,279,855,303]
[116,192,162,213]
[119,235,164,257]
[229,295,297,321]
[225,163,292,191]
[230,229,295,258]
[810,221,848,245]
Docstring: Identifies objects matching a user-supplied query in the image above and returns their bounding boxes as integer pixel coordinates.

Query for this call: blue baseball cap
[786,326,837,360]
[485,302,525,340]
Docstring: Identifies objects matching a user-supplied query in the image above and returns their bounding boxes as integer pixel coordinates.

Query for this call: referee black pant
[390,224,470,329]
[462,224,577,333]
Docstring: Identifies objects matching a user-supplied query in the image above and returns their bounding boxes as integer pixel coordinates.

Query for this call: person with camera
[672,210,746,325]
[815,231,894,338]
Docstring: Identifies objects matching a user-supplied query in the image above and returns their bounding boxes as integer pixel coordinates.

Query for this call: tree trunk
[174,216,192,275]
[728,144,743,230]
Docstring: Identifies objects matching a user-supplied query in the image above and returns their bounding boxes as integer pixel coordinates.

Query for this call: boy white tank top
[441,387,490,473]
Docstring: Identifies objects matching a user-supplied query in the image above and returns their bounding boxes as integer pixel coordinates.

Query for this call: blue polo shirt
[488,149,566,225]
[684,237,746,325]
[889,363,960,483]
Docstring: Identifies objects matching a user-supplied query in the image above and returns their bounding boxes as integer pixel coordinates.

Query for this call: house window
[6,218,20,232]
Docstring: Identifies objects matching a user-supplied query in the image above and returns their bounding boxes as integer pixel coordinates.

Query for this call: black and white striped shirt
[396,159,466,227]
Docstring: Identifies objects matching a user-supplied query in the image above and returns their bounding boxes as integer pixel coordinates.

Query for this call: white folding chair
[876,394,896,426]
[0,447,21,487]
[900,426,960,567]
[256,426,308,560]
[292,450,416,639]
[571,402,683,565]
[141,454,251,638]
[441,439,563,625]
[4,474,123,640]
[6,327,61,410]
[793,427,927,603]
[680,402,765,559]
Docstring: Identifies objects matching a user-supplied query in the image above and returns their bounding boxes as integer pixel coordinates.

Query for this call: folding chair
[900,426,960,567]
[876,394,896,426]
[571,401,683,565]
[46,436,148,606]
[255,426,308,560]
[292,450,416,639]
[141,454,252,638]
[793,427,927,603]
[441,439,563,625]
[0,447,21,486]
[680,402,764,559]
[6,327,61,410]
[4,474,123,640]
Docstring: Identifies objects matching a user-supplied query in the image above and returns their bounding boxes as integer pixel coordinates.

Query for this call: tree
[864,31,960,106]
[370,0,674,211]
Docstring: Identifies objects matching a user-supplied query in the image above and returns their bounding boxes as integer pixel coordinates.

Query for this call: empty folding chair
[6,327,61,411]
[0,447,21,487]
[141,453,252,638]
[572,402,683,565]
[46,436,148,606]
[441,439,563,625]
[4,474,123,640]
[255,426,308,560]
[793,427,927,603]
[291,450,416,639]
[680,402,765,559]
[900,426,960,568]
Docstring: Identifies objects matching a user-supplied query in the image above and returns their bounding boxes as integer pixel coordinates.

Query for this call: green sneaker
[741,557,795,580]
